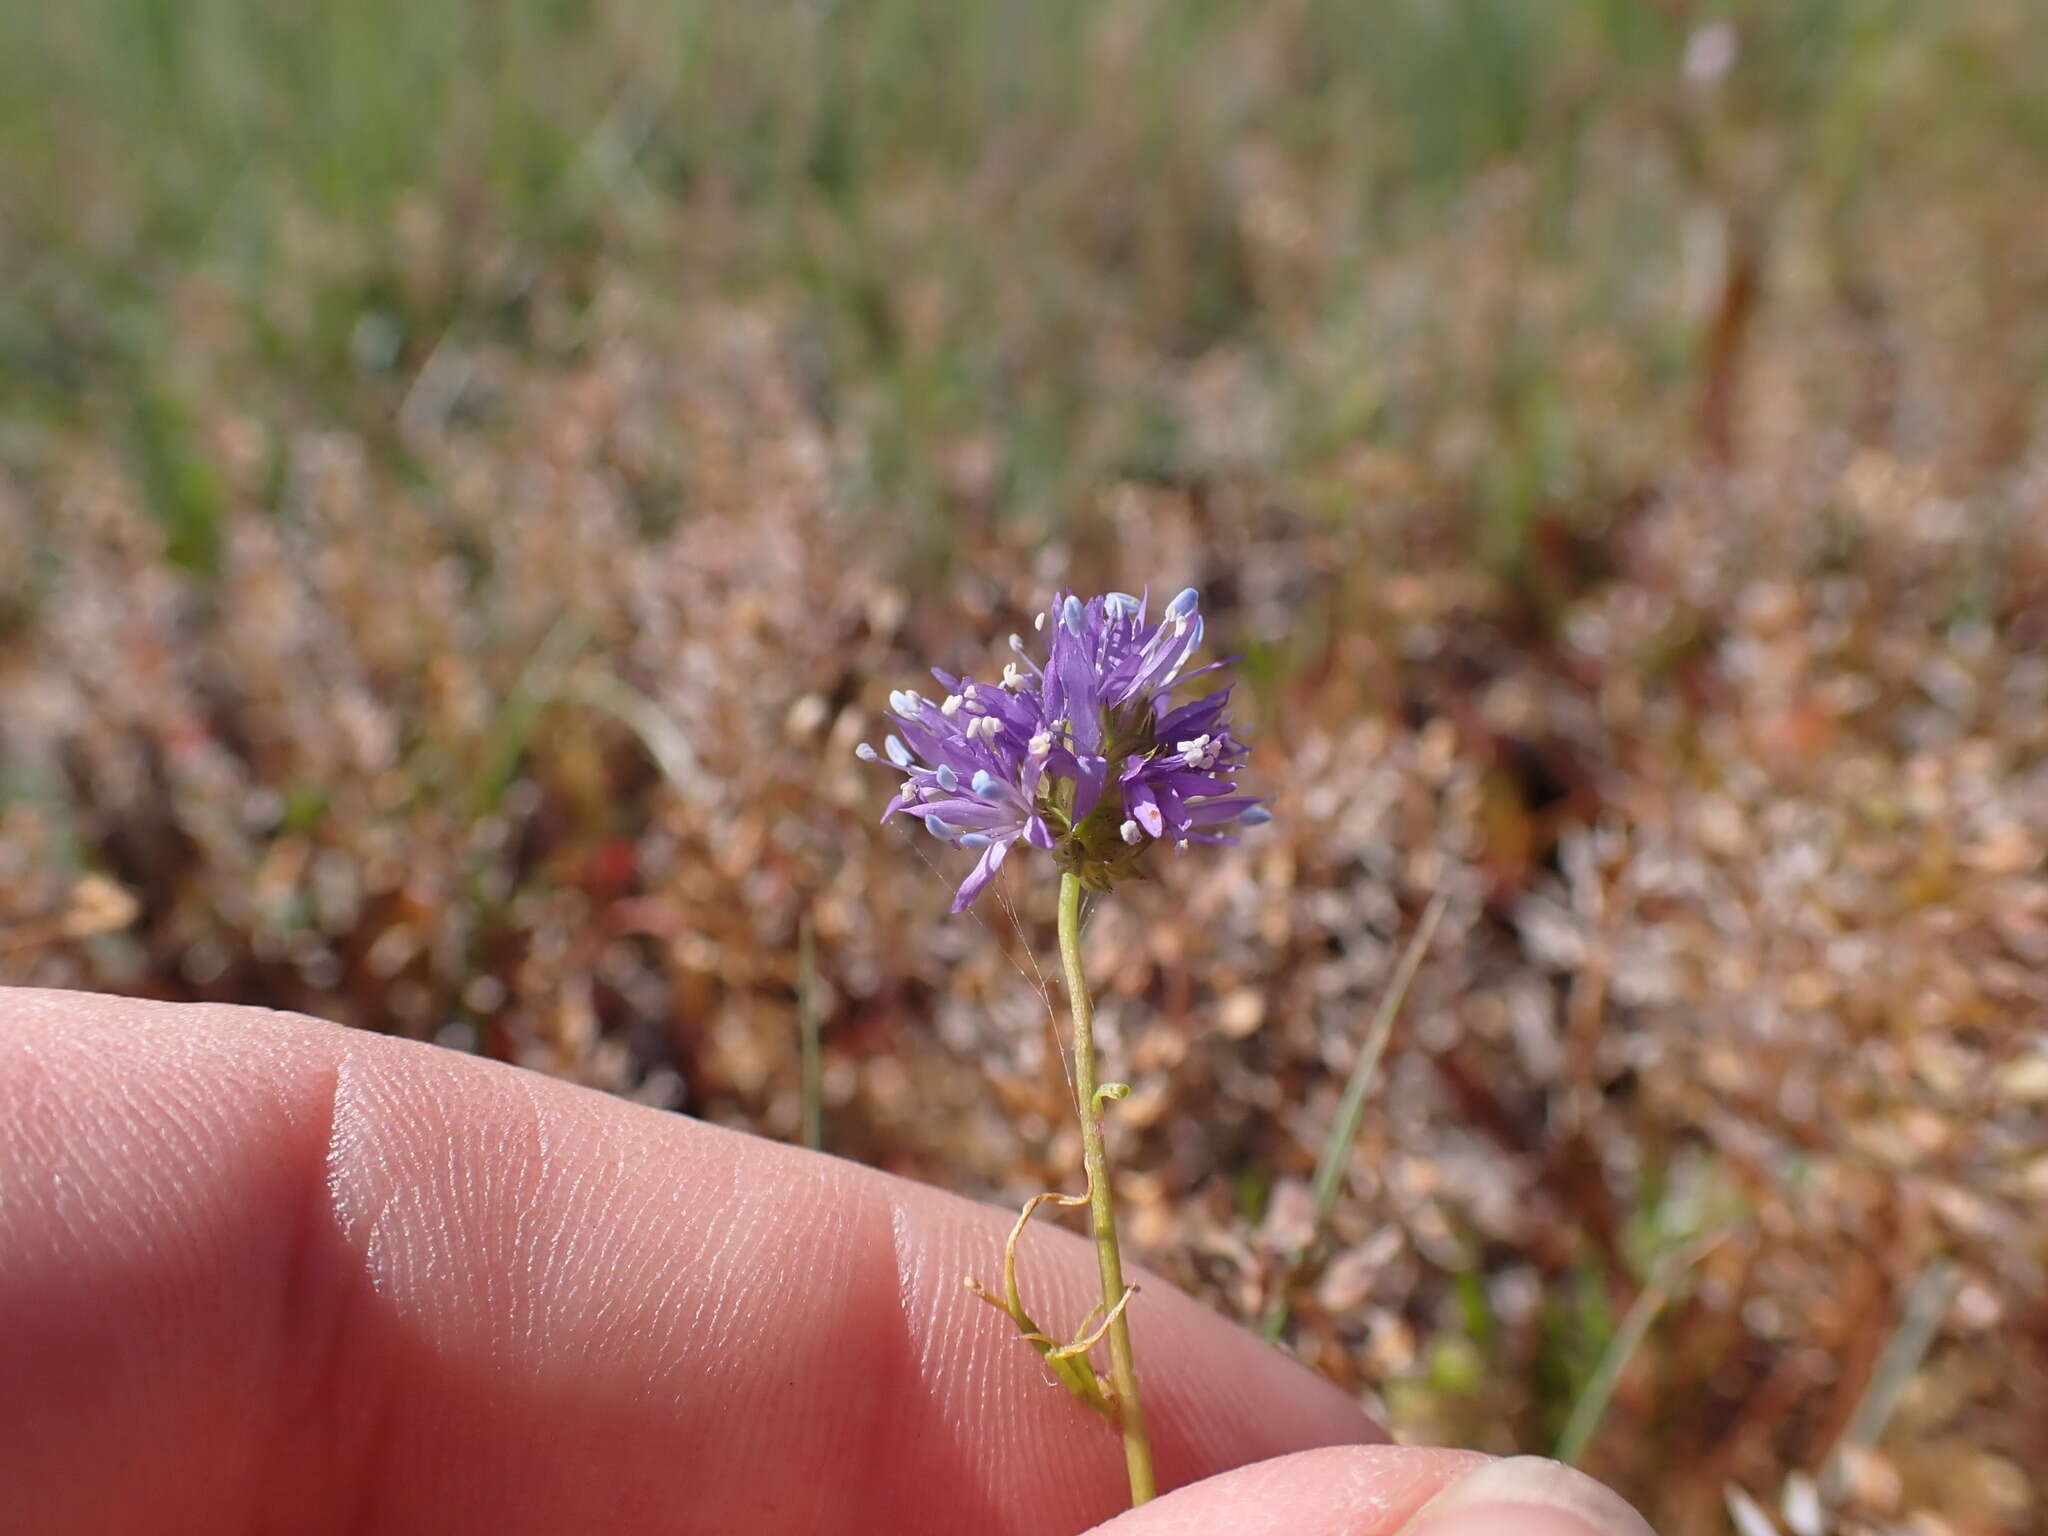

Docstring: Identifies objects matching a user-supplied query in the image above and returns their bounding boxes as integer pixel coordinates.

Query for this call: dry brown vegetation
[3,4,2045,1534]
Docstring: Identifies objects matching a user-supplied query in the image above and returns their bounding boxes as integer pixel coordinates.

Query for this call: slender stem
[797,917,822,1152]
[1260,890,1448,1342]
[1057,871,1155,1506]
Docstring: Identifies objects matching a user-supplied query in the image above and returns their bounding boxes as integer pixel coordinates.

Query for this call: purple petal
[1052,644,1103,752]
[951,838,1010,912]
[1067,752,1108,819]
[910,796,1009,829]
[1127,781,1165,837]
[1181,795,1265,827]
[1156,688,1233,740]
[1153,777,1189,832]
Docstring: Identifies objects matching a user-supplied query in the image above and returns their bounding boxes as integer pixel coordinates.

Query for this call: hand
[0,989,1655,1536]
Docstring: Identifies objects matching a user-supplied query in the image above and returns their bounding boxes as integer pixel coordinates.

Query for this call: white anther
[1176,734,1218,769]
[1120,818,1143,845]
[941,694,964,717]
[1001,662,1026,692]
[1028,730,1053,757]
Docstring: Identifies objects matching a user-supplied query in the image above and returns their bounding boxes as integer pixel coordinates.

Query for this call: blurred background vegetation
[2,3,2044,1533]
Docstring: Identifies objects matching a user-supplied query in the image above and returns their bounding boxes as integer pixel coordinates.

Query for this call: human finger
[0,988,1378,1535]
[1084,1449,1657,1536]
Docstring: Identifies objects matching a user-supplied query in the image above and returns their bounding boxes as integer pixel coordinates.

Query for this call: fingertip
[1400,1456,1658,1536]
[1084,1449,1659,1536]
[1084,1445,1486,1535]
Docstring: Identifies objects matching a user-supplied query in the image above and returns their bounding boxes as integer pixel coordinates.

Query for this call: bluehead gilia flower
[858,588,1269,911]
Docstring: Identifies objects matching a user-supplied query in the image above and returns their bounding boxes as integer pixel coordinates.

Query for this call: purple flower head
[857,588,1266,911]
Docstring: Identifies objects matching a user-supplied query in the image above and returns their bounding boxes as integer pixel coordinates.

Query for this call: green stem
[1058,871,1156,1506]
[798,917,822,1152]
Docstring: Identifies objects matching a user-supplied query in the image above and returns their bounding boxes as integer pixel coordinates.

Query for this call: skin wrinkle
[680,1155,758,1364]
[329,1049,497,1528]
[519,1139,569,1349]
[612,1181,710,1406]
[542,1101,638,1375]
[317,1053,410,1536]
[783,1158,902,1529]
[563,1106,642,1368]
[257,1029,420,1536]
[480,1069,550,1370]
[2,1002,351,1532]
[520,1077,882,1529]
[803,1167,915,1533]
[1169,1358,1233,1478]
[250,1044,347,1535]
[320,1040,486,1536]
[889,1197,943,1401]
[898,1188,1028,1515]
[511,1075,575,1361]
[338,1048,612,1526]
[5,1047,74,1270]
[881,1183,1056,1536]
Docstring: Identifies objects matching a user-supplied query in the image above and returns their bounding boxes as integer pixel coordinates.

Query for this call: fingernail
[1401,1457,1657,1536]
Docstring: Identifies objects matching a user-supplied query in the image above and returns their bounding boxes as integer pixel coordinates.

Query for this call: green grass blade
[1263,890,1450,1341]
[798,917,823,1152]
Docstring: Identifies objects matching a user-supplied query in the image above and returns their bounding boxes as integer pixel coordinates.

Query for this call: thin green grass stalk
[1262,891,1449,1342]
[561,670,701,793]
[466,615,585,815]
[1057,870,1155,1507]
[1555,1229,1727,1464]
[798,917,823,1152]
[1309,892,1451,1224]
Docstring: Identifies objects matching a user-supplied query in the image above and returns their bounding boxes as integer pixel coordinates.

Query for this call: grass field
[3,4,2045,1533]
